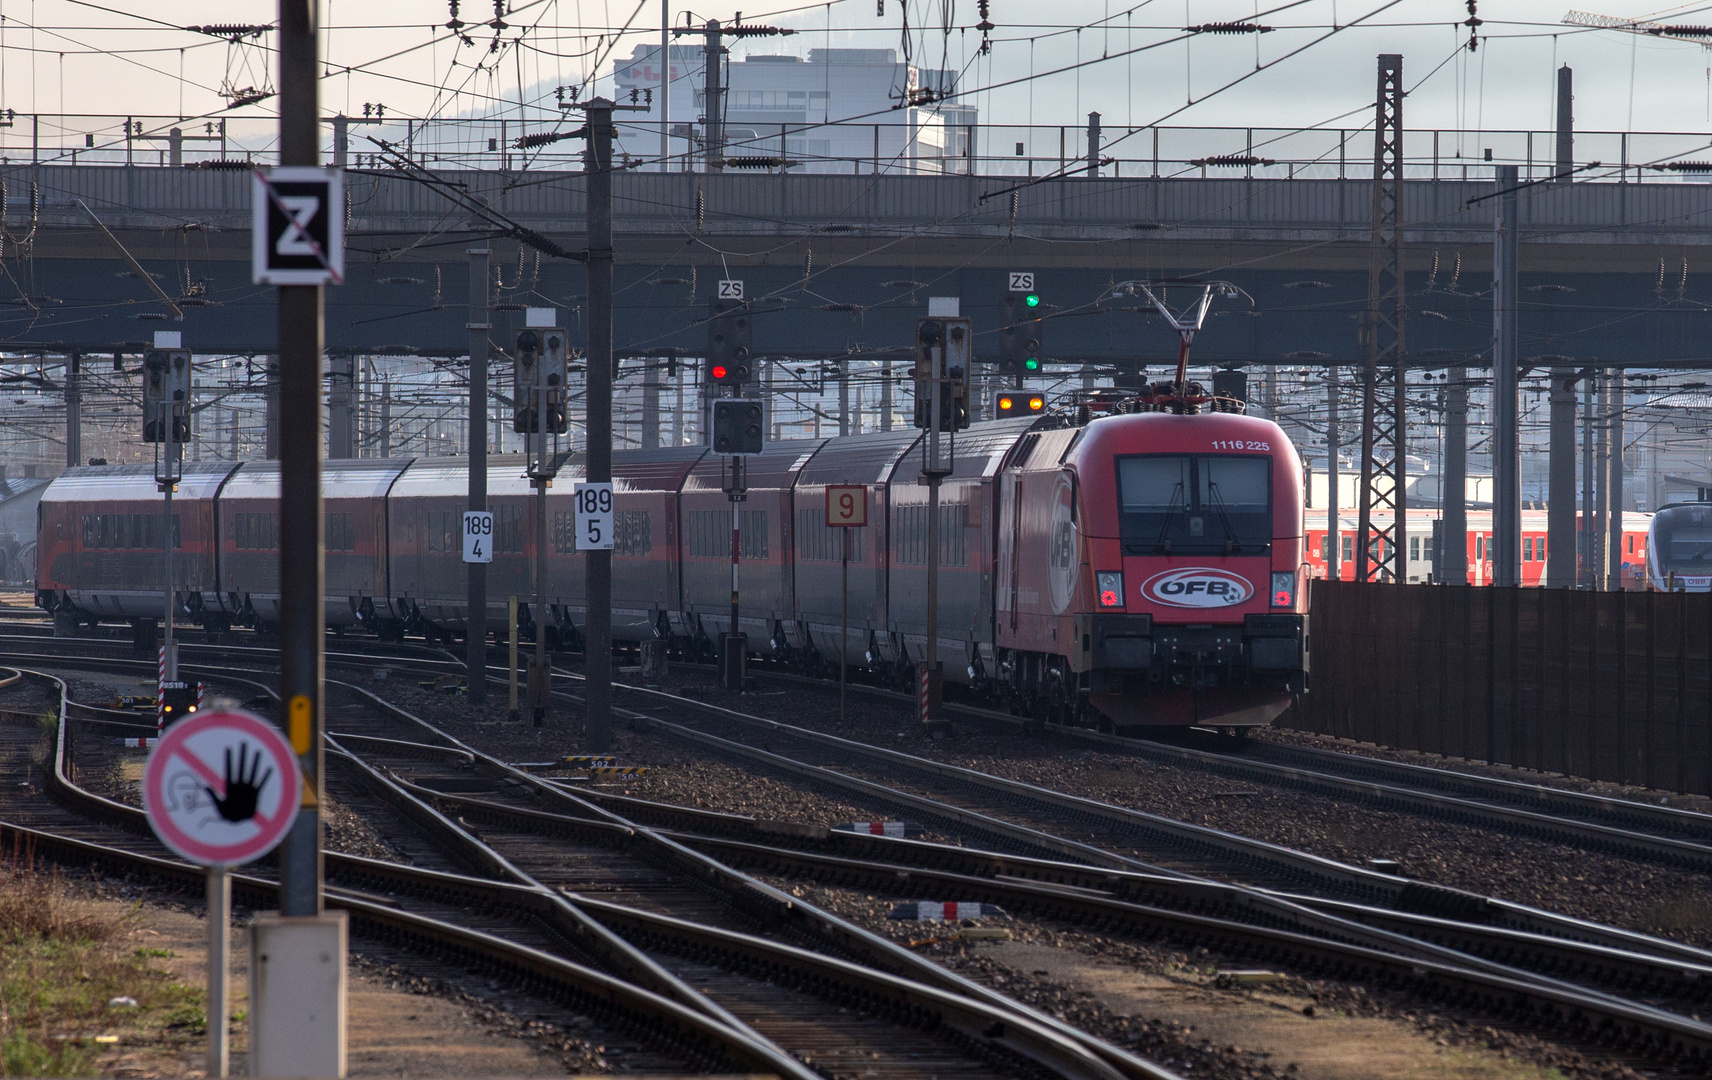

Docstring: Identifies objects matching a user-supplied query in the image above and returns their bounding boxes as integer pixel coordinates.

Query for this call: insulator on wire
[1190,154,1275,168]
[1186,22,1273,34]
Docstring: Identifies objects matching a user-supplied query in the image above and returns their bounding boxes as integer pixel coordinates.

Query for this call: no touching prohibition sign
[143,711,301,867]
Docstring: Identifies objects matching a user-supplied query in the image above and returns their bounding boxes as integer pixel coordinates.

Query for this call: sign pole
[275,0,324,921]
[825,485,866,725]
[206,864,230,1078]
[466,245,490,703]
[840,527,848,725]
[508,594,520,721]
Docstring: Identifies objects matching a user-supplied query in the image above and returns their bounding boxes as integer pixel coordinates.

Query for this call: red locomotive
[37,412,1307,734]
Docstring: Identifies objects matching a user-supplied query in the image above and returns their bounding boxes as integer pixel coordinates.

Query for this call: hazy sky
[7,2,1712,157]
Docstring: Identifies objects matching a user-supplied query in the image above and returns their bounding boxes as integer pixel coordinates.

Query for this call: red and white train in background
[1305,509,1654,589]
[35,407,1311,731]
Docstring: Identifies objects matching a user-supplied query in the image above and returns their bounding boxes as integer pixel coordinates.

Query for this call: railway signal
[712,398,765,454]
[142,348,192,443]
[994,391,1046,416]
[1000,276,1043,383]
[708,297,752,384]
[913,317,971,432]
[512,327,569,434]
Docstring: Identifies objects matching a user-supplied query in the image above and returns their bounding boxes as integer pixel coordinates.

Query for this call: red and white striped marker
[887,901,1007,921]
[919,667,930,724]
[833,821,923,838]
[156,645,167,735]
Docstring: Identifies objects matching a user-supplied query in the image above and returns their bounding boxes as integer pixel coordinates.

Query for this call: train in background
[1647,501,1712,592]
[35,407,1310,732]
[1304,509,1653,588]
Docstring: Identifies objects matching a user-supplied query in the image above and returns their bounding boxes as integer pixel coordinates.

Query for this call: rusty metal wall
[1296,582,1712,795]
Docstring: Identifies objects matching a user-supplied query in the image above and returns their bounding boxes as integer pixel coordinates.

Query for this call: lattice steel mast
[1357,53,1407,583]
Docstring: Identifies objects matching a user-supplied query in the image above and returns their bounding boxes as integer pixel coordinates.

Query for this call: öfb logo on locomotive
[1141,567,1252,608]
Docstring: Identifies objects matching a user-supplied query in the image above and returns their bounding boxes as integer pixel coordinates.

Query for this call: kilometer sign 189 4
[142,711,301,867]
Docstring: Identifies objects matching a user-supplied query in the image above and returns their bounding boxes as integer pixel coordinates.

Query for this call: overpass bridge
[2,161,1710,367]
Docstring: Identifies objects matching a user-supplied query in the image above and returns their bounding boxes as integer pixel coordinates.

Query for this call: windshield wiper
[1204,481,1244,554]
[1152,482,1186,554]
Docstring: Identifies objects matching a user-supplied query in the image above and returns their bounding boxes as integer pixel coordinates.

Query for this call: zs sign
[252,167,346,286]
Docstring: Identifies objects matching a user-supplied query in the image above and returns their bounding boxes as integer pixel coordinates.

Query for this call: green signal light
[1024,293,1041,308]
[1024,357,1040,371]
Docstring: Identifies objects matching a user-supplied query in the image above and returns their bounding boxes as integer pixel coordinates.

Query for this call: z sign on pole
[143,710,301,867]
[463,511,494,563]
[575,482,615,550]
[252,166,345,286]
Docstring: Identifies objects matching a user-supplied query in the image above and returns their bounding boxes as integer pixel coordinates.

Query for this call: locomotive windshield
[1116,454,1272,555]
[1652,504,1712,573]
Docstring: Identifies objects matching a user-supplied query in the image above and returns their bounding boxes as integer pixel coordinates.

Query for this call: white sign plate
[1008,272,1035,292]
[717,279,745,300]
[142,710,301,867]
[525,307,559,327]
[927,296,960,316]
[251,166,345,286]
[574,482,615,550]
[462,511,494,563]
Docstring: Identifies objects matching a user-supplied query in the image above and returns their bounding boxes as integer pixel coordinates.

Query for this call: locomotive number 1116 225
[1210,440,1270,451]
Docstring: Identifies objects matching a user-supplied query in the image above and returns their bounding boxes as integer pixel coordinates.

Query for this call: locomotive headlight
[1096,571,1124,609]
[1270,571,1296,608]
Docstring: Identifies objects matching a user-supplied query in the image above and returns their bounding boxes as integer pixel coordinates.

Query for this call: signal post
[142,334,191,733]
[513,313,569,726]
[915,300,971,735]
[707,282,762,690]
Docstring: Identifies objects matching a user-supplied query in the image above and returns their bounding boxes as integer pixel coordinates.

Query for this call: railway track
[523,670,1712,1066]
[1,667,812,1079]
[724,661,1712,877]
[11,650,1174,1080]
[16,637,1712,1067]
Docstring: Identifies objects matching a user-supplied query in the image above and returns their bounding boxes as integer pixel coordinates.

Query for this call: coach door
[1000,471,1021,632]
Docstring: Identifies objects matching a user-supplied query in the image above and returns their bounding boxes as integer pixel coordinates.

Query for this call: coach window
[1340,534,1352,562]
[1409,536,1420,561]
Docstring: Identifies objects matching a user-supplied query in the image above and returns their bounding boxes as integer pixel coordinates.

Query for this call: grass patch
[0,854,203,1076]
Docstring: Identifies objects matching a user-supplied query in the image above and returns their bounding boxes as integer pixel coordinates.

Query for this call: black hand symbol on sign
[205,742,274,823]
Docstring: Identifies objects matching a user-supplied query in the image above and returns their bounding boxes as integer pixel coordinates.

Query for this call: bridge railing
[2,112,1710,185]
[1297,581,1712,796]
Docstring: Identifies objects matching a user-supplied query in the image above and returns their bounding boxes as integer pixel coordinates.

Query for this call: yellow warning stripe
[589,766,649,776]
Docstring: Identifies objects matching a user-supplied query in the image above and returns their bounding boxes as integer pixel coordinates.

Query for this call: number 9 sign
[826,485,867,528]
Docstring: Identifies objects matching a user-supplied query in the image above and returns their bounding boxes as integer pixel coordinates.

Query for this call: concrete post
[1547,367,1578,587]
[1555,66,1573,183]
[1606,370,1625,589]
[1442,365,1468,584]
[641,361,660,449]
[1491,165,1520,587]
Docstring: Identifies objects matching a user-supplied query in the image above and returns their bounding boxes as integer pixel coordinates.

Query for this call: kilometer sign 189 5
[142,711,301,867]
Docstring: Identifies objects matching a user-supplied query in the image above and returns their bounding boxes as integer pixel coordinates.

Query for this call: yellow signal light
[1028,396,1044,410]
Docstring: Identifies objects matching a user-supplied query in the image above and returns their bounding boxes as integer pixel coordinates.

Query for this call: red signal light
[1099,589,1120,607]
[710,364,729,381]
[1274,590,1292,606]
